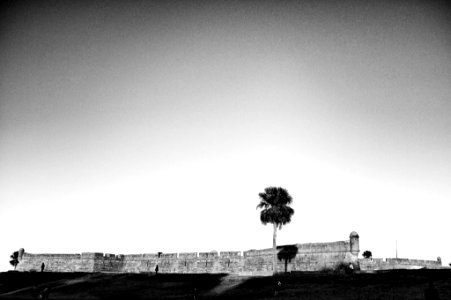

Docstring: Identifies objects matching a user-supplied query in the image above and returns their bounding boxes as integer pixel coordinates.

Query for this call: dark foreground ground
[1,269,450,300]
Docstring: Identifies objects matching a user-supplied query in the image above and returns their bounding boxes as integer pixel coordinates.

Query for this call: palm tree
[257,187,294,274]
[9,251,19,270]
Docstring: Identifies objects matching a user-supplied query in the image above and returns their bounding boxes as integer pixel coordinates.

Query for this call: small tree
[9,251,19,270]
[363,250,372,259]
[277,245,298,273]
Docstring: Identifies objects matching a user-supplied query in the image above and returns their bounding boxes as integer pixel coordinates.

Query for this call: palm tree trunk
[273,223,277,275]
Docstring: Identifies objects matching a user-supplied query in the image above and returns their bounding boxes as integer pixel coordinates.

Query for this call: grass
[0,269,450,299]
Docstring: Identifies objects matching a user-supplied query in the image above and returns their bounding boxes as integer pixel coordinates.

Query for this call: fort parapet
[359,257,442,270]
[14,232,442,274]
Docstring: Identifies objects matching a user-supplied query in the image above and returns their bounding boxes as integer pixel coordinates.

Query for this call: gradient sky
[1,0,450,271]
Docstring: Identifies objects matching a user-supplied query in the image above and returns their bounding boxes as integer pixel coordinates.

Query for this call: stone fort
[15,232,441,275]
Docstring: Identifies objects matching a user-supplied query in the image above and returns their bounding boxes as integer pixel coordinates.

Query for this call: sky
[0,0,450,271]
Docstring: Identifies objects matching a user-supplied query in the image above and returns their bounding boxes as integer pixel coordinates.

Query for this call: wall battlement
[14,232,442,274]
[359,257,442,270]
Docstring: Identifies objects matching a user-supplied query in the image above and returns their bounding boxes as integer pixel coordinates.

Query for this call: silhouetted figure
[41,262,45,272]
[192,287,198,300]
[274,280,282,297]
[155,264,159,275]
[424,282,439,300]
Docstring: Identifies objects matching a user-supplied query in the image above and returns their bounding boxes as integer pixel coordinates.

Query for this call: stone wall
[16,232,361,274]
[17,232,442,274]
[16,253,97,272]
[359,257,442,271]
[16,230,443,274]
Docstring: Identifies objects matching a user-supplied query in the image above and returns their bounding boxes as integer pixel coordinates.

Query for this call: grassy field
[0,269,450,299]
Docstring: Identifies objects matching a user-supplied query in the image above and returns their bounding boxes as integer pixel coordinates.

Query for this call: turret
[18,248,25,261]
[349,231,359,255]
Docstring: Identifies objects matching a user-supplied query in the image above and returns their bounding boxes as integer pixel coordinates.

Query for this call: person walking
[155,264,159,275]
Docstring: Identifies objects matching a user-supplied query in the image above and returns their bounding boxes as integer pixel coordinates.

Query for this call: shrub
[363,250,372,259]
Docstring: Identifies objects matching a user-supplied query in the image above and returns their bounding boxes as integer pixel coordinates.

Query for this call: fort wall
[15,232,442,274]
[16,232,361,274]
[359,257,442,271]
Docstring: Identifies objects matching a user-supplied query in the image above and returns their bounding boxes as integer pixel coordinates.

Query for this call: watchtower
[18,248,25,261]
[349,231,359,255]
